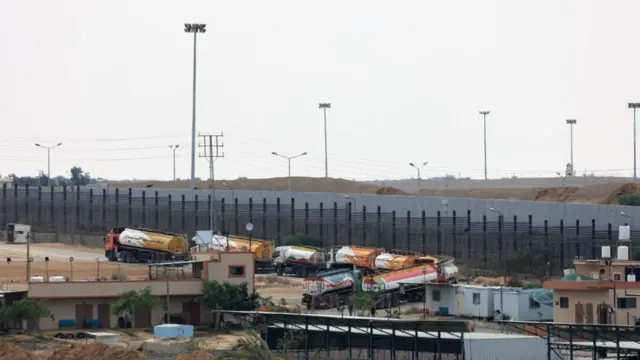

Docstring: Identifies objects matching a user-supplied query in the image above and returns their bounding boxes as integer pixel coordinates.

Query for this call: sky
[1,1,640,181]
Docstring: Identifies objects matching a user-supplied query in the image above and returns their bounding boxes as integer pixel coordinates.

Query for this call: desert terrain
[106,177,640,204]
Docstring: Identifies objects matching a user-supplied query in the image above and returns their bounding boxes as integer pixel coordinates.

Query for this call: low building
[424,283,551,320]
[26,251,254,331]
[544,243,640,325]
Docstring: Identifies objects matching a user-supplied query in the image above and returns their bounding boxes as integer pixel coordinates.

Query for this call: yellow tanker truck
[104,227,191,263]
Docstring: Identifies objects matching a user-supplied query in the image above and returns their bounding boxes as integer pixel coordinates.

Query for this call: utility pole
[566,119,577,176]
[199,133,224,232]
[629,103,640,180]
[479,111,490,180]
[319,103,331,178]
[169,144,180,181]
[184,23,206,191]
[35,143,62,187]
[409,161,428,194]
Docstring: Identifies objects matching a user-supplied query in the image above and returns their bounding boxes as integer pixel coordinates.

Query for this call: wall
[458,286,494,318]
[27,279,203,299]
[510,291,553,321]
[424,285,456,315]
[3,184,640,274]
[205,252,255,289]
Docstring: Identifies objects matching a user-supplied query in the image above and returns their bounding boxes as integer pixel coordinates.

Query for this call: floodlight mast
[184,23,206,191]
[34,143,62,187]
[479,111,490,180]
[319,103,331,178]
[629,103,640,180]
[565,119,577,176]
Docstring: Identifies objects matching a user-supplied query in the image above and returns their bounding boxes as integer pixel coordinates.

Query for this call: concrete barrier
[32,232,104,249]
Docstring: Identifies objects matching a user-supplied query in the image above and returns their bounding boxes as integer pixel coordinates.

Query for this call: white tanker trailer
[273,245,326,277]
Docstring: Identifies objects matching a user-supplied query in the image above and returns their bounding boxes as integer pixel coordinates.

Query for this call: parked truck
[104,227,191,263]
[273,245,326,277]
[191,232,274,272]
[302,256,458,309]
[326,246,384,274]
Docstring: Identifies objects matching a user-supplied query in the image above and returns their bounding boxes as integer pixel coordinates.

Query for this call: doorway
[98,304,111,328]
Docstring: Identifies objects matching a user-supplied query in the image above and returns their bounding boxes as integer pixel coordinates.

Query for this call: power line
[199,133,224,232]
[0,133,191,143]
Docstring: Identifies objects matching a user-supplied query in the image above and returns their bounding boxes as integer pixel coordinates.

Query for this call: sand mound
[603,183,640,204]
[375,186,409,195]
[175,350,216,360]
[534,187,579,202]
[46,343,145,360]
[0,342,43,360]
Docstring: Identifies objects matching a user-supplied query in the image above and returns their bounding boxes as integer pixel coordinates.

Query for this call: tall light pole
[271,151,307,192]
[566,119,577,176]
[319,103,331,178]
[479,111,490,180]
[409,161,428,194]
[169,145,180,181]
[184,23,206,191]
[629,103,640,180]
[35,143,62,187]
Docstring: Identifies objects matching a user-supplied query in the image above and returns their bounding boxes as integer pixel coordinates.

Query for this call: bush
[618,194,640,206]
[282,234,323,248]
[111,272,128,280]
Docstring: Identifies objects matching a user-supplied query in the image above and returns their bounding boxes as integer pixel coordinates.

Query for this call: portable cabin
[493,288,553,321]
[6,223,30,244]
[455,284,498,319]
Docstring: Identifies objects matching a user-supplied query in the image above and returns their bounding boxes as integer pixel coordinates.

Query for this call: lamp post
[489,207,504,319]
[629,103,640,180]
[271,151,307,192]
[622,211,633,229]
[169,145,180,181]
[35,143,62,187]
[566,119,577,176]
[556,172,567,220]
[184,23,206,191]
[319,103,331,178]
[479,111,490,180]
[409,161,428,194]
[222,182,235,205]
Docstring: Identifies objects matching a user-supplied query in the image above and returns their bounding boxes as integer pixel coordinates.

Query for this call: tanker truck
[326,246,384,274]
[104,227,191,263]
[301,267,362,309]
[273,245,326,277]
[191,232,274,272]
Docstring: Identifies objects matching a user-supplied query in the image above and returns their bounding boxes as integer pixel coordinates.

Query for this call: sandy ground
[0,242,148,283]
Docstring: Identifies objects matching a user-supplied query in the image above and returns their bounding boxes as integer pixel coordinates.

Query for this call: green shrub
[618,194,640,206]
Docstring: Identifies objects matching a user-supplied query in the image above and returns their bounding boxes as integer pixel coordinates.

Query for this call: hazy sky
[1,1,640,181]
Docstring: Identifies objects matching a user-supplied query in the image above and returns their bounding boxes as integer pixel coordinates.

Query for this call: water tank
[49,276,65,282]
[628,274,637,282]
[619,226,631,241]
[602,246,611,259]
[618,246,630,261]
[29,276,44,283]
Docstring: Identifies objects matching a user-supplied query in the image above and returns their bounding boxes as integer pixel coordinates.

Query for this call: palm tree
[217,330,278,360]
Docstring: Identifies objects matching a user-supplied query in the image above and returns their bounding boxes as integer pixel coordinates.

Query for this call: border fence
[0,184,638,275]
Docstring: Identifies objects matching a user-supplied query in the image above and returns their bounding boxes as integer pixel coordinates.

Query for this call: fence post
[362,205,367,245]
[319,202,324,245]
[347,202,352,245]
[220,196,225,234]
[13,184,18,224]
[391,210,397,249]
[87,188,93,227]
[528,215,533,270]
[576,219,581,258]
[24,184,29,223]
[76,186,81,229]
[37,186,43,225]
[102,189,107,228]
[276,198,281,242]
[141,191,146,226]
[452,210,457,258]
[498,214,503,264]
[422,210,427,255]
[194,195,199,230]
[290,198,295,236]
[482,214,487,265]
[154,191,159,229]
[406,210,412,252]
[466,210,472,261]
[377,206,382,247]
[63,185,68,232]
[544,220,549,270]
[114,188,119,226]
[127,188,132,225]
[181,194,186,232]
[333,202,338,246]
[249,197,254,233]
[513,215,518,251]
[436,211,441,255]
[167,194,173,230]
[262,198,267,241]
[234,198,239,234]
[304,202,309,236]
[591,219,596,259]
[1,183,6,228]
[560,219,565,270]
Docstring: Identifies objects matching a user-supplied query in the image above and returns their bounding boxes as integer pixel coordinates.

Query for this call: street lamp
[479,111,490,180]
[628,103,640,180]
[489,207,505,319]
[271,151,308,192]
[344,194,357,212]
[566,119,577,176]
[319,103,331,178]
[622,212,633,228]
[35,143,62,187]
[409,162,428,194]
[169,145,180,181]
[222,182,235,205]
[184,23,206,191]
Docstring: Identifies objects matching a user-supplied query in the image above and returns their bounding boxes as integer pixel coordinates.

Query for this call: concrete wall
[27,279,203,299]
[31,232,104,248]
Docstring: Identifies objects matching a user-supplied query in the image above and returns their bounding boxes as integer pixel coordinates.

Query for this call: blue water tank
[153,324,194,338]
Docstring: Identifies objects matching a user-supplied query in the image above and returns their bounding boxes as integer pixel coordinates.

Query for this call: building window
[472,293,481,305]
[529,297,541,309]
[614,273,621,281]
[559,297,569,308]
[617,297,637,309]
[229,265,246,277]
[432,290,441,301]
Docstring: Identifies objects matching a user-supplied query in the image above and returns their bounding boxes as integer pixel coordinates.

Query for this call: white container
[619,226,631,241]
[86,332,119,345]
[628,274,637,282]
[601,246,611,259]
[49,276,65,282]
[153,324,194,339]
[618,246,630,261]
[29,276,44,283]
